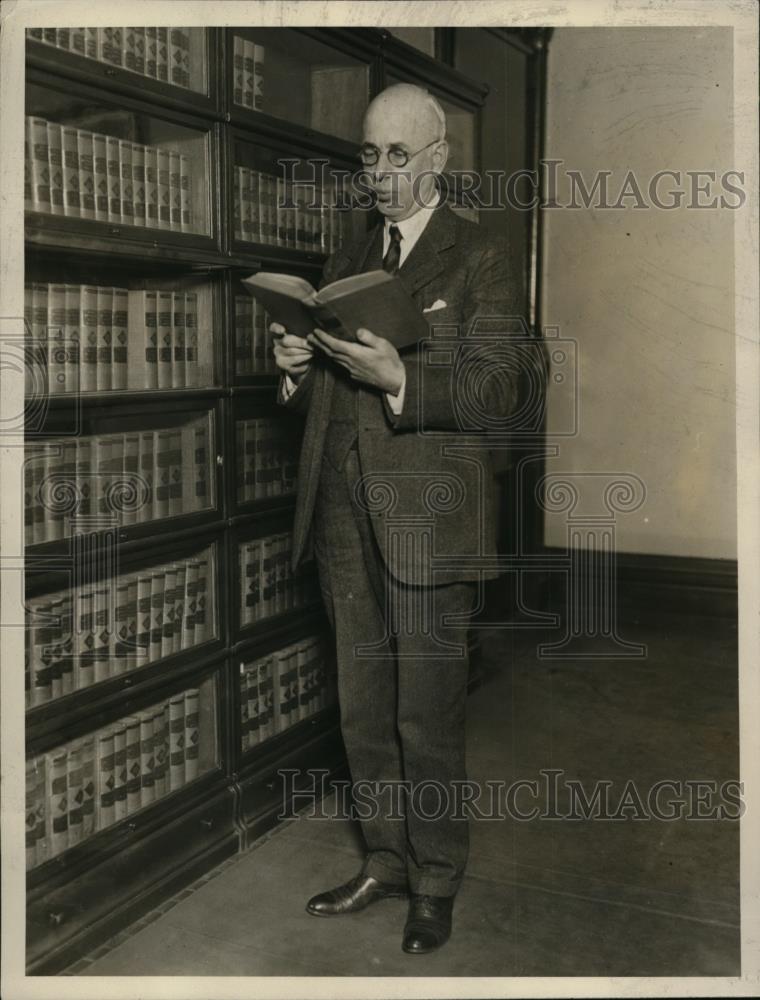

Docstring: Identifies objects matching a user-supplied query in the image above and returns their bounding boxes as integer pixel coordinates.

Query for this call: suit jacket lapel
[397,203,457,298]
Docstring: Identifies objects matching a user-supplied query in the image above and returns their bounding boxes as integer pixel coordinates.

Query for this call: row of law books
[235,418,299,503]
[239,533,320,627]
[233,168,345,253]
[25,420,211,545]
[234,294,276,376]
[25,551,214,708]
[26,686,206,870]
[24,283,204,395]
[25,116,195,231]
[232,36,264,111]
[239,635,335,752]
[26,27,197,90]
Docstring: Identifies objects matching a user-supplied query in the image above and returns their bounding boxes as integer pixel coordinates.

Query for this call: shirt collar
[384,188,441,242]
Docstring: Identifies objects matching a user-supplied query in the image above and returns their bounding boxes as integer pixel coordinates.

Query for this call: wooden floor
[67,608,740,977]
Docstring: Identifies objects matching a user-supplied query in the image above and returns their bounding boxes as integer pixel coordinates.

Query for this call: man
[273,83,524,954]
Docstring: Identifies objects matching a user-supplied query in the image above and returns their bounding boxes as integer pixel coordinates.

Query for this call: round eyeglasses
[358,138,444,168]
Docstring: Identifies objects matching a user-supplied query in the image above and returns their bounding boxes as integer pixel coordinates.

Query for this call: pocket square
[423,299,447,313]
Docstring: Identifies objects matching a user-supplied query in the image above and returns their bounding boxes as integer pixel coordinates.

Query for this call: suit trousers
[313,439,476,897]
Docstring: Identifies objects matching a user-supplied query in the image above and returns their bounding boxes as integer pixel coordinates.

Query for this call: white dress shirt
[283,190,439,412]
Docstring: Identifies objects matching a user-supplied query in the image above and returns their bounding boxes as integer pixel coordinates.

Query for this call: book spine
[247,664,261,748]
[119,139,134,225]
[62,126,81,218]
[243,540,261,625]
[161,565,177,658]
[133,27,146,76]
[75,437,92,520]
[145,145,159,228]
[26,760,38,869]
[59,591,74,696]
[173,563,186,654]
[297,641,310,721]
[240,166,252,242]
[276,177,287,248]
[93,585,111,684]
[138,431,154,523]
[123,27,136,73]
[258,657,275,742]
[84,28,98,60]
[25,121,34,212]
[167,430,183,516]
[106,134,121,222]
[47,282,66,395]
[276,533,290,614]
[179,154,191,233]
[45,749,69,857]
[171,290,186,388]
[66,742,84,847]
[261,537,275,618]
[194,559,210,644]
[48,597,64,700]
[63,284,81,394]
[125,578,138,671]
[139,711,156,807]
[112,722,128,822]
[124,716,142,814]
[233,35,244,105]
[194,422,209,512]
[132,143,146,226]
[79,285,99,392]
[102,27,123,67]
[184,688,200,783]
[156,28,169,83]
[29,117,51,214]
[79,736,96,839]
[47,122,64,216]
[253,299,267,373]
[169,29,183,87]
[157,148,170,230]
[127,288,158,390]
[136,574,153,666]
[33,755,49,865]
[30,599,53,706]
[93,133,109,222]
[42,28,56,46]
[183,561,198,647]
[30,283,48,399]
[73,586,95,691]
[184,291,198,387]
[112,286,129,390]
[234,295,249,375]
[122,432,140,526]
[77,130,95,220]
[145,27,157,78]
[56,27,71,50]
[233,167,242,240]
[240,667,250,752]
[156,289,173,389]
[152,707,168,800]
[168,149,181,231]
[95,727,116,830]
[168,694,186,790]
[113,578,131,672]
[242,40,254,108]
[253,44,265,111]
[149,572,166,661]
[96,285,113,391]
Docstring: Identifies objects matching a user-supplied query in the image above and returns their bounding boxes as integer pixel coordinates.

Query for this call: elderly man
[273,82,522,953]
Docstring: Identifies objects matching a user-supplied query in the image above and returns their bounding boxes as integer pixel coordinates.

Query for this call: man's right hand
[271,322,314,383]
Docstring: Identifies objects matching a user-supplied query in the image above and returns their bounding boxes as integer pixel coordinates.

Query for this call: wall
[541,27,736,559]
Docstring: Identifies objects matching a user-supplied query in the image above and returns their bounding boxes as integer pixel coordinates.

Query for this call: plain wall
[541,27,736,559]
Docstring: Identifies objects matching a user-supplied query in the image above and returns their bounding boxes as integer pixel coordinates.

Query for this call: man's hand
[308,327,405,396]
[271,322,314,383]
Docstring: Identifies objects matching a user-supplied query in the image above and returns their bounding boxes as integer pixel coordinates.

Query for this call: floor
[67,609,740,977]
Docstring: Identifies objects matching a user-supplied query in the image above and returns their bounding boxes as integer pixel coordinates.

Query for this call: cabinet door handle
[48,911,66,927]
[200,817,214,830]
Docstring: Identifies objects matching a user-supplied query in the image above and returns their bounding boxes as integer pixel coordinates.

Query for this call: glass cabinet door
[238,532,320,630]
[26,80,213,237]
[24,406,217,546]
[25,542,219,709]
[234,413,301,508]
[26,674,219,871]
[238,632,335,754]
[231,29,369,143]
[27,27,210,96]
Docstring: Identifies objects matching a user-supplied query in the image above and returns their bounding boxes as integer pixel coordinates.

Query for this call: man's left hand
[308,327,405,396]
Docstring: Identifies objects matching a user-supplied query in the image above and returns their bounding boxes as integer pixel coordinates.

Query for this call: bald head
[363,83,446,146]
[360,83,449,220]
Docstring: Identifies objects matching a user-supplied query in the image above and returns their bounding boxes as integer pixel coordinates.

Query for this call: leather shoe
[306,873,409,916]
[402,894,455,954]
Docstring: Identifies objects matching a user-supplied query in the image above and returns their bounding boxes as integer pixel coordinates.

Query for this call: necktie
[383,224,402,275]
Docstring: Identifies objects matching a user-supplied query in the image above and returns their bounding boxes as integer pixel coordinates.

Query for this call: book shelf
[21,24,542,974]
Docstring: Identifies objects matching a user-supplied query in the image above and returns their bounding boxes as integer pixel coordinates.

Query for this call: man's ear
[432,139,449,173]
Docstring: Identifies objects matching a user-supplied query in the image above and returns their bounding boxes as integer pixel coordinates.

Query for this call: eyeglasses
[358,138,444,168]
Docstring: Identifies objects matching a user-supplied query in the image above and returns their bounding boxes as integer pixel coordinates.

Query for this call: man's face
[360,96,447,221]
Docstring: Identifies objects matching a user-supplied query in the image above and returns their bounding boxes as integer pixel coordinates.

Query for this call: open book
[241,270,430,350]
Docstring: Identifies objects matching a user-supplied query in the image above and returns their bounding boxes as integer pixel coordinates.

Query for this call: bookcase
[22,24,546,973]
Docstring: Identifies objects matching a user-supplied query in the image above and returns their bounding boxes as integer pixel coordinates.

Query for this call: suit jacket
[280,202,534,586]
